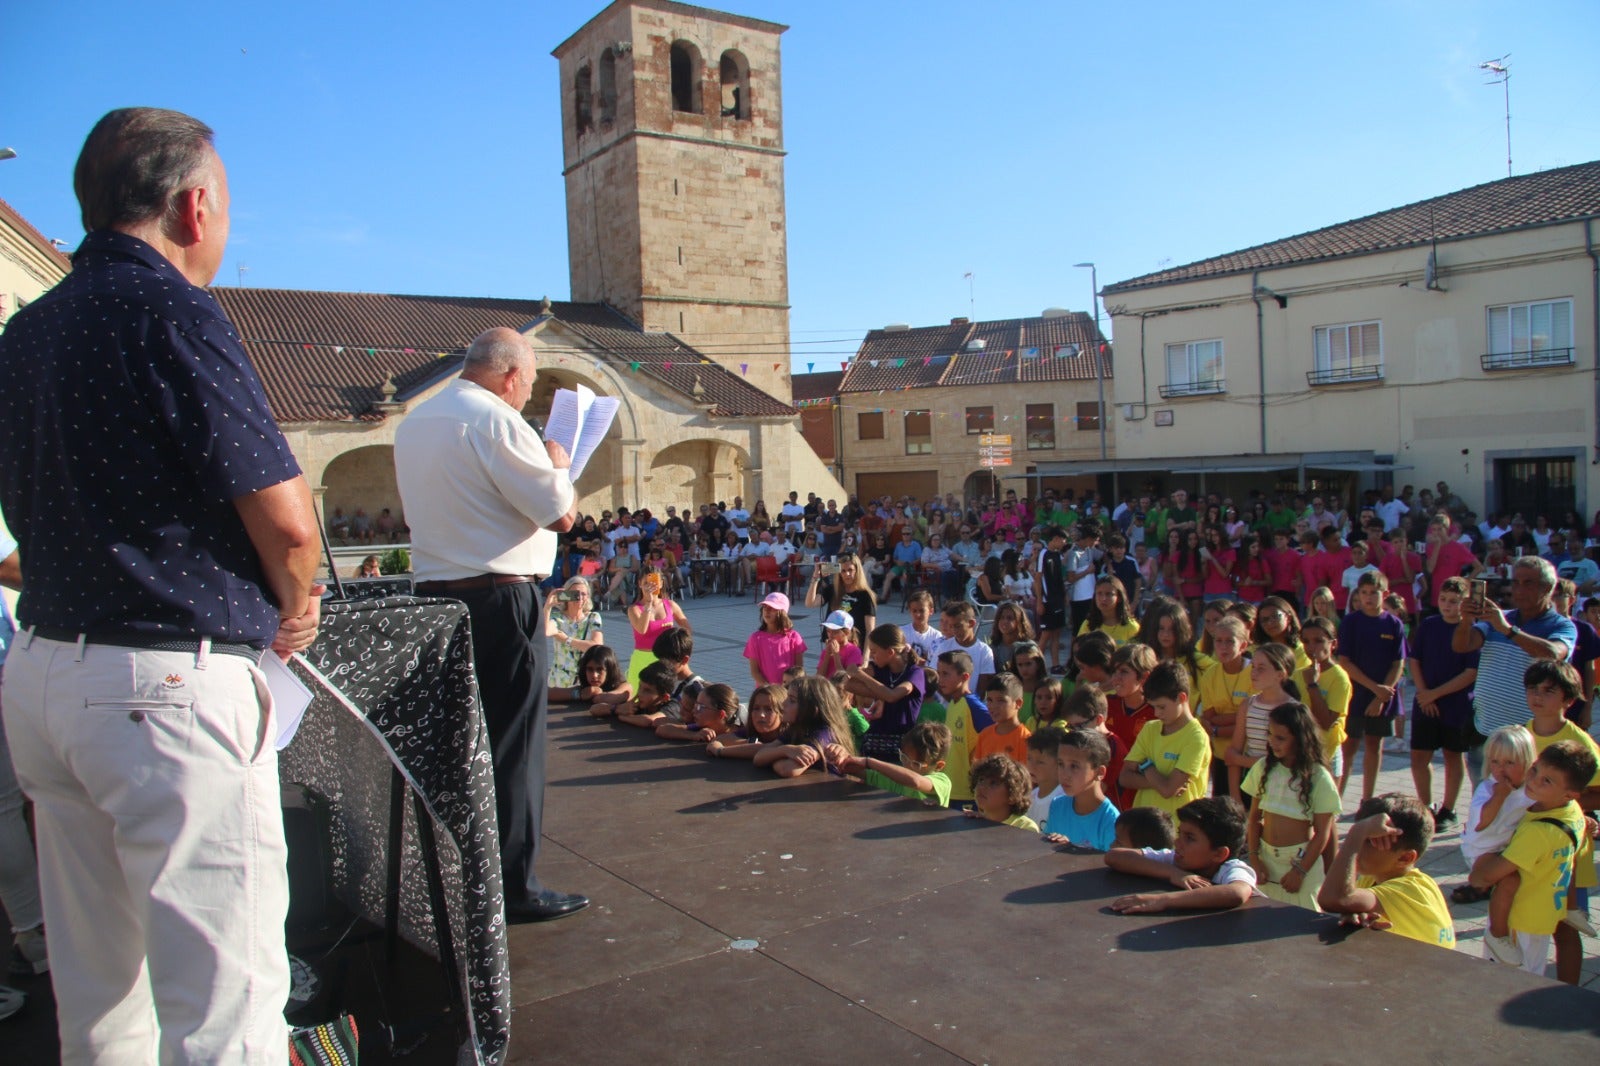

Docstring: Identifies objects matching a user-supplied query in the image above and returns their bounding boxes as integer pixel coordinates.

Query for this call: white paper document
[543,383,619,483]
[261,650,316,751]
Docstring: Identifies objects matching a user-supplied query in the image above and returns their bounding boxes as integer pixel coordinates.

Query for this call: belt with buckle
[29,626,263,660]
[415,574,541,594]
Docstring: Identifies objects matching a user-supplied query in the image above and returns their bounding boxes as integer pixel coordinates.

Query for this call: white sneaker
[1484,930,1524,966]
[1561,910,1598,937]
[0,984,23,1022]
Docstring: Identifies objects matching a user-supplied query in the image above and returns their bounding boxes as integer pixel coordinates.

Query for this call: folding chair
[751,555,787,603]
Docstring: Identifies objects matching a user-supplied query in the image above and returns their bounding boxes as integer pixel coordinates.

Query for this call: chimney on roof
[882,322,911,332]
[950,317,969,325]
[1041,307,1070,319]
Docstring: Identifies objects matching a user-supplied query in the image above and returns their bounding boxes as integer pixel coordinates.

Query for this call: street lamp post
[1074,262,1105,461]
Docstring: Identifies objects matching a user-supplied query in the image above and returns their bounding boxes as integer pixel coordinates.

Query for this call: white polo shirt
[395,377,574,582]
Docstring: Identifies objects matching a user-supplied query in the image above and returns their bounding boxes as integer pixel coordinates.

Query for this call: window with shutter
[1484,298,1575,370]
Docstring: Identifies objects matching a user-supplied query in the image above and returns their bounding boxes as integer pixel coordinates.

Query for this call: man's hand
[272,583,325,660]
[545,440,572,470]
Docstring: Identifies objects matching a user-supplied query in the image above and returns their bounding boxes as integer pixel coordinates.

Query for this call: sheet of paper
[260,650,316,750]
[544,384,619,483]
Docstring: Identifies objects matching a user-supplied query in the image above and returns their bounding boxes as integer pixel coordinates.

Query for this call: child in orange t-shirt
[972,673,1032,765]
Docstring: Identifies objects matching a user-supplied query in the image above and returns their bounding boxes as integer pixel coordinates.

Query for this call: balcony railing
[1480,347,1575,372]
[1307,363,1384,386]
[1158,378,1226,399]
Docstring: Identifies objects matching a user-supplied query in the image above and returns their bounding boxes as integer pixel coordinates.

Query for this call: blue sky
[5,1,1598,372]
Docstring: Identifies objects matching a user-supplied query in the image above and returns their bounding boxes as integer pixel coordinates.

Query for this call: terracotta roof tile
[1104,159,1600,293]
[0,196,72,272]
[791,371,843,401]
[839,313,1109,394]
[210,288,793,422]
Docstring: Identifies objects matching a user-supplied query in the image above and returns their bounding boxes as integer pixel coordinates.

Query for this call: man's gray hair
[74,108,216,232]
[1513,555,1557,590]
[463,328,531,376]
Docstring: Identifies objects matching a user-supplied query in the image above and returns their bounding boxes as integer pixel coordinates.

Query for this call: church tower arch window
[670,40,703,114]
[719,49,749,120]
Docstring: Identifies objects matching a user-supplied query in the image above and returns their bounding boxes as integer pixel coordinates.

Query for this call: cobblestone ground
[628,584,1600,990]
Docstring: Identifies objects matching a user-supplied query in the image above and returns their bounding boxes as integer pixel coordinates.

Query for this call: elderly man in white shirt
[396,327,587,924]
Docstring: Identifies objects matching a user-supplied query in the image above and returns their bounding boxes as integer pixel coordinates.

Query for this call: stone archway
[649,439,752,511]
[321,443,403,534]
[523,365,630,513]
[964,469,1000,508]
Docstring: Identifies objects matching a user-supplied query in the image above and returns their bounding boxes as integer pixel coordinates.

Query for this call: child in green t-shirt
[830,721,952,807]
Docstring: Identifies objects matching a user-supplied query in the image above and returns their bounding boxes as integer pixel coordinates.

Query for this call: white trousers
[2,635,289,1065]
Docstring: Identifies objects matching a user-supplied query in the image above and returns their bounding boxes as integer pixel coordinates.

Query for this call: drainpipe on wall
[1587,220,1599,475]
[1251,270,1267,455]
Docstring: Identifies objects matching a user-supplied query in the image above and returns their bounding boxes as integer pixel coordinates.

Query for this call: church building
[209,0,842,525]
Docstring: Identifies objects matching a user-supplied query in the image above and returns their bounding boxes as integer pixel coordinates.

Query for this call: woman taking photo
[626,571,690,686]
[804,551,877,650]
[545,577,605,694]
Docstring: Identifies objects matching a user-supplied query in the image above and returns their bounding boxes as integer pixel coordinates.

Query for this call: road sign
[978,433,1012,468]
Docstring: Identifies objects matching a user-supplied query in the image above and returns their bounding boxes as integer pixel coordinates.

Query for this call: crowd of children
[554,506,1600,982]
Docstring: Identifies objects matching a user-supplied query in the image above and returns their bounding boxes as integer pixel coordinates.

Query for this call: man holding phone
[1452,556,1575,742]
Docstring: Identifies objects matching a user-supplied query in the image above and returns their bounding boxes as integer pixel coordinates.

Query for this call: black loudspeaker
[282,781,343,938]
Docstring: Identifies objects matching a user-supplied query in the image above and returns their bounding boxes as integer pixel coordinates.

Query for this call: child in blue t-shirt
[1042,728,1120,850]
[1336,570,1407,803]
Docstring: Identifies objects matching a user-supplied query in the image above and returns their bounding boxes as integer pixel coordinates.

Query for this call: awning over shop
[1010,452,1411,482]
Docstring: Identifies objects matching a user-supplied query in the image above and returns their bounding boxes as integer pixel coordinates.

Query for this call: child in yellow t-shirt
[972,673,1033,767]
[916,649,992,804]
[1318,793,1456,949]
[1120,660,1211,818]
[1472,738,1595,976]
[1298,617,1351,778]
[1197,616,1252,797]
[968,753,1040,832]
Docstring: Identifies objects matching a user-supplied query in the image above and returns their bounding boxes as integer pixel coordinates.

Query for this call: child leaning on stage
[1041,728,1120,850]
[1242,702,1340,910]
[830,721,953,807]
[656,682,740,741]
[612,660,680,728]
[968,754,1040,832]
[755,675,858,778]
[1317,793,1456,949]
[709,683,786,759]
[1113,806,1176,851]
[1105,796,1258,912]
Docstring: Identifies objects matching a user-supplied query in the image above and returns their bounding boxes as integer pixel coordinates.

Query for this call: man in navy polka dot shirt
[0,108,322,1062]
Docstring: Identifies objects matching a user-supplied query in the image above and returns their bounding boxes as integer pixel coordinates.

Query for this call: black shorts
[1039,607,1067,632]
[1069,598,1095,635]
[1409,713,1482,753]
[1345,711,1398,739]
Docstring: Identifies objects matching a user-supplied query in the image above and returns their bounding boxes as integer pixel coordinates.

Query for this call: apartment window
[1309,321,1383,385]
[1483,298,1575,370]
[1075,402,1100,432]
[1160,340,1225,398]
[905,411,933,455]
[965,405,995,434]
[1026,404,1056,449]
[857,411,884,440]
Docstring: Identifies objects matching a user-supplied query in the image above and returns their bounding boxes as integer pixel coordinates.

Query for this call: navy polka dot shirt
[0,231,301,646]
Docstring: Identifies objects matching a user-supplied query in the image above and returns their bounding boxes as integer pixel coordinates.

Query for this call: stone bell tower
[554,0,792,400]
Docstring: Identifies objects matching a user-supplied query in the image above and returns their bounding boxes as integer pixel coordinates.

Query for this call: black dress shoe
[505,890,590,924]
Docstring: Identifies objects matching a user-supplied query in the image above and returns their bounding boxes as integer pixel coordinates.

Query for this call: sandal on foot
[1451,884,1491,905]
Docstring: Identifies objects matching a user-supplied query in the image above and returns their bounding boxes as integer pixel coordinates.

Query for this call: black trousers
[451,581,550,904]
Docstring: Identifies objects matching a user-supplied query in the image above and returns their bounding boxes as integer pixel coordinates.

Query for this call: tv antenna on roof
[1478,54,1512,177]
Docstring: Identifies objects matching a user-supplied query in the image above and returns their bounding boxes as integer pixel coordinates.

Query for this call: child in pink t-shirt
[818,609,865,675]
[744,592,808,685]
